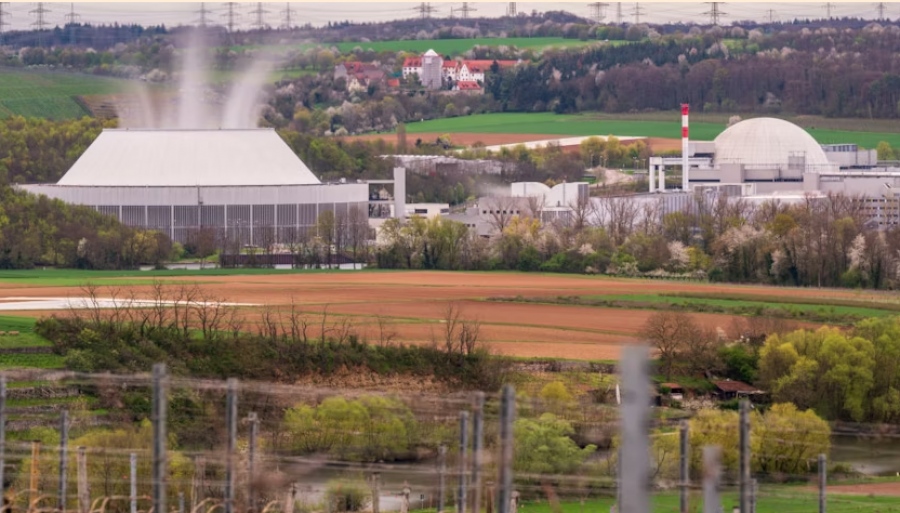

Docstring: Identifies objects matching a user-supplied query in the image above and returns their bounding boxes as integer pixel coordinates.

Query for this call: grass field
[0,68,130,119]
[403,112,900,148]
[510,489,900,513]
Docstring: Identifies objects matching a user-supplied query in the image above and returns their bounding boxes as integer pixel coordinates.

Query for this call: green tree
[759,327,875,421]
[283,395,418,461]
[876,141,896,161]
[514,413,596,474]
[751,403,831,474]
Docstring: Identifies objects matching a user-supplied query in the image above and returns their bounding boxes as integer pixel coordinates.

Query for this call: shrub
[324,478,370,512]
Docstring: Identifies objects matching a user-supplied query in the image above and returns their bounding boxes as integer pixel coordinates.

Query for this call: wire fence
[0,347,897,513]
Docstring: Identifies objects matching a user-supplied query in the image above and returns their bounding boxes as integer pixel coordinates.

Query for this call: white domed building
[712,117,833,170]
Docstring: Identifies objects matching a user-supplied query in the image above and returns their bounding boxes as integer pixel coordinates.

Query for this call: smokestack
[681,103,690,191]
[393,167,407,222]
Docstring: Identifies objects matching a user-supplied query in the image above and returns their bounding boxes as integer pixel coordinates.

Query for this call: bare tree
[641,310,701,380]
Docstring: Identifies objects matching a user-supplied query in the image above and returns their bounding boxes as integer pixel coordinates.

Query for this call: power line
[588,2,608,23]
[196,2,212,27]
[64,2,79,45]
[875,2,886,20]
[765,8,776,23]
[458,2,476,19]
[0,2,9,45]
[249,2,268,30]
[822,2,835,19]
[280,2,297,30]
[507,2,516,17]
[615,2,623,24]
[413,2,436,19]
[222,2,239,32]
[703,2,726,25]
[29,2,50,47]
[631,2,645,24]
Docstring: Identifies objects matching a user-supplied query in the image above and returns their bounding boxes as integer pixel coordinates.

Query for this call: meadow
[0,69,129,119]
[404,112,900,148]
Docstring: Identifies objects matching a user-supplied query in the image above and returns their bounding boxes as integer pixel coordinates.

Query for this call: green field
[0,267,386,288]
[405,112,900,148]
[509,490,900,513]
[0,68,130,119]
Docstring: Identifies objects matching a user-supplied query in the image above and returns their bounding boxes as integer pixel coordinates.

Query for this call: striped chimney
[681,104,690,191]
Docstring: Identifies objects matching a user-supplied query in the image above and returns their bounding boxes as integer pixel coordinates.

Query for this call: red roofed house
[454,80,483,94]
[713,380,765,401]
[402,56,424,79]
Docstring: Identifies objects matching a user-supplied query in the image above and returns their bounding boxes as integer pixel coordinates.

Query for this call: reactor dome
[713,117,830,168]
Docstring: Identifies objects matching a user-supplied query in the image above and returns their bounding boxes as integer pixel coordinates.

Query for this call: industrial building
[645,116,900,227]
[19,129,403,245]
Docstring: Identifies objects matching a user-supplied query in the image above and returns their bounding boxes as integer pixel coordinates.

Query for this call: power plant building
[19,128,373,245]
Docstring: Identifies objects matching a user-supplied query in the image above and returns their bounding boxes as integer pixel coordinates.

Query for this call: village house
[402,49,520,91]
[334,61,387,92]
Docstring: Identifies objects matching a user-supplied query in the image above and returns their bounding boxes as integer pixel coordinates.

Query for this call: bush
[324,478,370,512]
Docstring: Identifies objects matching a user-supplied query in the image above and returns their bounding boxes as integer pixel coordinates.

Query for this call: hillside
[0,68,129,119]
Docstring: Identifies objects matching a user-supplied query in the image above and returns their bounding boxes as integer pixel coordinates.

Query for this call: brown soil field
[820,481,900,497]
[1,271,875,360]
[645,137,683,152]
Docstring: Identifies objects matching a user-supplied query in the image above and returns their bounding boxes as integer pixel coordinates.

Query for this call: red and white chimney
[681,104,690,191]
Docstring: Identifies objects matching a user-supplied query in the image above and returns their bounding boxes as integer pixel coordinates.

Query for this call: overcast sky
[1,2,895,32]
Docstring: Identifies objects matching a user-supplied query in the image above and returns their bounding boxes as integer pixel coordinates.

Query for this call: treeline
[488,25,900,117]
[0,185,172,269]
[0,116,114,185]
[376,192,900,290]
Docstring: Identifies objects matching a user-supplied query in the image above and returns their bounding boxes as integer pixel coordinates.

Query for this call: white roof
[424,49,438,56]
[714,118,831,168]
[57,129,321,187]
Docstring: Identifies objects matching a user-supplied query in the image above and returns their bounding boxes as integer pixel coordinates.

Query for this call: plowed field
[0,271,865,360]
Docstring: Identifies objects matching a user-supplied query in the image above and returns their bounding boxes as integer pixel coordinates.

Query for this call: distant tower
[765,9,776,23]
[631,2,644,24]
[414,2,436,19]
[64,2,79,45]
[196,2,213,27]
[249,2,268,29]
[588,2,608,23]
[681,104,690,191]
[616,2,623,23]
[0,2,10,45]
[281,2,296,29]
[703,2,725,25]
[875,2,886,20]
[223,2,239,32]
[507,2,516,17]
[823,2,835,19]
[420,49,443,90]
[30,3,50,46]
[459,2,476,19]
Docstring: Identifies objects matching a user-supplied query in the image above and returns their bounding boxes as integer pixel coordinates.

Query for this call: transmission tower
[615,2,623,23]
[414,2,436,19]
[222,2,240,32]
[588,2,608,23]
[64,2,79,45]
[459,2,476,19]
[30,2,50,46]
[280,2,297,29]
[631,2,645,24]
[823,2,835,19]
[0,2,9,46]
[703,2,725,25]
[250,2,268,29]
[875,2,886,20]
[196,2,213,27]
[507,2,516,17]
[765,8,777,23]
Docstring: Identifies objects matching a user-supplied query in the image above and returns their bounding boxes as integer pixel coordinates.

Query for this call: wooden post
[77,447,89,513]
[29,441,41,513]
[702,447,722,513]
